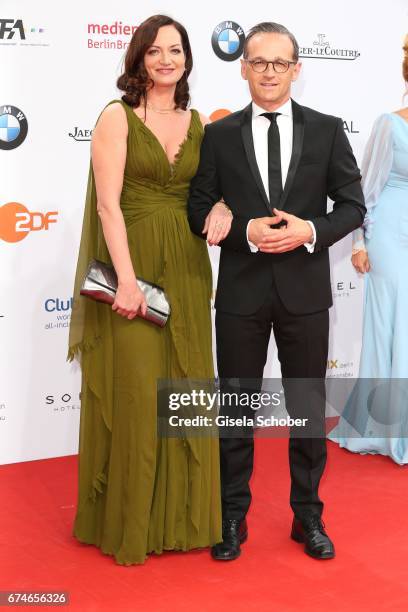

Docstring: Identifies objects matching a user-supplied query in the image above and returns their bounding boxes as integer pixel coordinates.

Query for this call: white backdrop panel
[1,0,407,463]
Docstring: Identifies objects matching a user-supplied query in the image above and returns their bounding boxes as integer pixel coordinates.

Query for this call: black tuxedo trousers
[216,271,329,520]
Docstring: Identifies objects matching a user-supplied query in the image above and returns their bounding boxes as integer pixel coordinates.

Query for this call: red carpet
[1,439,407,611]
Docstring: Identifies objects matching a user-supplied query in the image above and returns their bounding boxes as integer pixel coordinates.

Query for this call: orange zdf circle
[209,109,232,122]
[0,202,30,242]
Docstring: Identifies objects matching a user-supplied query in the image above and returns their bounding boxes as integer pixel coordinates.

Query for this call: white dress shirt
[246,99,316,253]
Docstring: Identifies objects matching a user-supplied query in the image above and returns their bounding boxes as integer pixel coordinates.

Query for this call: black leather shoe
[291,515,335,560]
[211,519,248,561]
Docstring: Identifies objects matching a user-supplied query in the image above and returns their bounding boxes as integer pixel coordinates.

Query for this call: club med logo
[69,126,93,142]
[0,202,58,243]
[299,33,360,61]
[0,105,28,150]
[45,298,73,313]
[87,21,138,50]
[211,21,245,62]
[44,297,72,330]
[0,19,48,46]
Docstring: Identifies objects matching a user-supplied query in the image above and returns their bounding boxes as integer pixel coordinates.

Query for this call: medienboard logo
[0,18,49,47]
[87,21,138,50]
[299,33,360,61]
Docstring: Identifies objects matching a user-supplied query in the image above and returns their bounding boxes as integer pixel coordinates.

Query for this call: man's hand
[251,208,313,254]
[248,215,285,247]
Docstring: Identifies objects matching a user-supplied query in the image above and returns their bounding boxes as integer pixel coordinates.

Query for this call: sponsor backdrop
[1,0,407,463]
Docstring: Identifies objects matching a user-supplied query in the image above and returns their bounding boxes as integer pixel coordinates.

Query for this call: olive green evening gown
[68,100,222,565]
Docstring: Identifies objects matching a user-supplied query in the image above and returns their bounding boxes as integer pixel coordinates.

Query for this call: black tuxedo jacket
[187,100,366,316]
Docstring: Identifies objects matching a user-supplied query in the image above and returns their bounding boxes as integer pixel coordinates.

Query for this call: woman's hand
[112,279,147,320]
[202,202,233,246]
[352,250,370,274]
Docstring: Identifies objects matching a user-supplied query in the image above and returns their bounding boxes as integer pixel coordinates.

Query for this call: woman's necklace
[146,102,178,114]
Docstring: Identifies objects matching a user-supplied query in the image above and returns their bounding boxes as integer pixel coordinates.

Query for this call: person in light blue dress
[329,36,408,464]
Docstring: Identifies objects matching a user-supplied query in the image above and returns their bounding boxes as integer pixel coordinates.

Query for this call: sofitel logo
[46,393,80,412]
[332,280,356,299]
[299,33,360,61]
[69,127,93,142]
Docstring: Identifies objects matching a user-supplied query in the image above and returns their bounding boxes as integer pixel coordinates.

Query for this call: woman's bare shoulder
[94,102,128,137]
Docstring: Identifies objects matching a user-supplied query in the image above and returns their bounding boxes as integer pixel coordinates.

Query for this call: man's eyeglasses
[245,59,297,73]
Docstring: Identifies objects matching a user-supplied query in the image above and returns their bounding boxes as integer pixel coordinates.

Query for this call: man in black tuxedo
[188,22,365,561]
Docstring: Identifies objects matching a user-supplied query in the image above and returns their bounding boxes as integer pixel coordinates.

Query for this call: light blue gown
[329,113,408,464]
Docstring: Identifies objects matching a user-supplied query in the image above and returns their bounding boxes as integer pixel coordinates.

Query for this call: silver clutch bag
[80,259,170,327]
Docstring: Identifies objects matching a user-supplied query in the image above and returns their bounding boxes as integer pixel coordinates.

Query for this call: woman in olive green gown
[68,15,228,565]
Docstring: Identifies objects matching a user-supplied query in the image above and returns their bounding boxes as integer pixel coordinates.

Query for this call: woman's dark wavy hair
[117,15,192,110]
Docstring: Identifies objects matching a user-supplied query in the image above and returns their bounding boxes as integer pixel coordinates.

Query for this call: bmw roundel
[0,105,28,150]
[211,21,246,62]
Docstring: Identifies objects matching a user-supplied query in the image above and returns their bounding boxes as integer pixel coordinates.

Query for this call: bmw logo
[0,105,28,150]
[211,21,245,62]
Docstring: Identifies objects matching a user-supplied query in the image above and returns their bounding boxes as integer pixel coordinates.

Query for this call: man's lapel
[280,99,305,210]
[240,103,272,213]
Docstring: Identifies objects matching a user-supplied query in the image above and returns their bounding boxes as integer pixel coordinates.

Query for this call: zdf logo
[0,202,58,243]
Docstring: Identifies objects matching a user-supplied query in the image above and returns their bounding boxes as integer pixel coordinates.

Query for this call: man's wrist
[246,219,258,253]
[305,221,313,243]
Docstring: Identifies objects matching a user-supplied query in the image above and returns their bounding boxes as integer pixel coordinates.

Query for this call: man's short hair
[243,22,299,62]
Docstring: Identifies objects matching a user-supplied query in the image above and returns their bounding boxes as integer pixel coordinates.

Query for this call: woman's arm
[92,103,146,319]
[195,112,233,246]
[351,114,393,274]
[352,114,393,252]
